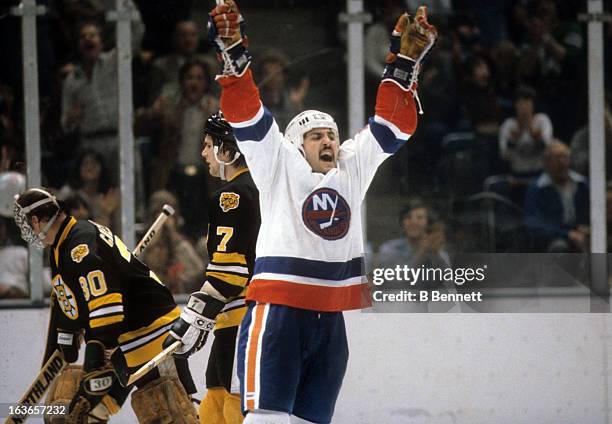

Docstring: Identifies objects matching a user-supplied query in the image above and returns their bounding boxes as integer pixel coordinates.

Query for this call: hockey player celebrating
[13,188,198,423]
[175,2,437,423]
[164,113,260,424]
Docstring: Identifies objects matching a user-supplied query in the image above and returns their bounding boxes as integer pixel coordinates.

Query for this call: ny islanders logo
[302,188,351,240]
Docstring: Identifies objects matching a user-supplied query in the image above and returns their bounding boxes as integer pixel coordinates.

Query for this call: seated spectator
[58,149,119,232]
[149,20,216,104]
[0,171,27,298]
[378,198,450,269]
[524,141,589,252]
[141,190,205,294]
[499,85,553,178]
[256,49,309,130]
[146,60,218,238]
[570,96,612,179]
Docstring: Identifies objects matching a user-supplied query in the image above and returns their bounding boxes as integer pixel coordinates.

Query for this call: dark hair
[223,145,247,170]
[178,60,212,87]
[16,188,61,222]
[69,149,112,193]
[514,84,537,102]
[63,193,92,218]
[399,198,428,222]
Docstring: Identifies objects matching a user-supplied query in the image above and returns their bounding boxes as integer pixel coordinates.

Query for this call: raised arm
[206,1,288,189]
[345,7,438,195]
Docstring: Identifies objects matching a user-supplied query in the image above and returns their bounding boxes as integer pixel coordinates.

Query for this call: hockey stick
[133,204,175,257]
[126,340,182,387]
[5,209,174,424]
[4,350,67,424]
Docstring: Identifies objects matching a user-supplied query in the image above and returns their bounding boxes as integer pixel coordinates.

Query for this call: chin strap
[213,145,241,180]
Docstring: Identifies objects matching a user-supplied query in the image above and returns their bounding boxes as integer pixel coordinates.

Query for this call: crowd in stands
[0,0,610,298]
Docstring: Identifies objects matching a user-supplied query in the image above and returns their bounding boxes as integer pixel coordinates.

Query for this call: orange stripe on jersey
[375,81,417,136]
[219,69,261,123]
[246,279,372,312]
[245,304,266,411]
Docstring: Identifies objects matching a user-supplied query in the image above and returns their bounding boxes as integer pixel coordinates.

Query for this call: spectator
[63,192,93,220]
[517,0,584,140]
[58,149,119,232]
[146,60,218,238]
[460,56,502,136]
[141,190,205,294]
[149,20,216,105]
[570,96,612,179]
[489,40,521,107]
[378,198,450,269]
[60,18,141,179]
[0,81,17,148]
[0,171,28,298]
[256,49,309,130]
[524,141,589,252]
[499,85,553,178]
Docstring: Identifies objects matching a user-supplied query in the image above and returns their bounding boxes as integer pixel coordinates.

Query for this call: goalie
[13,188,198,423]
[172,2,437,423]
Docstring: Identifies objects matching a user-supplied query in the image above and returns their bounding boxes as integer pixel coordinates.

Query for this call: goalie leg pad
[44,365,84,424]
[131,376,198,424]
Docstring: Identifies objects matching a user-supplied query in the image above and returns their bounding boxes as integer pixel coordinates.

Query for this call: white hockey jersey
[219,70,418,311]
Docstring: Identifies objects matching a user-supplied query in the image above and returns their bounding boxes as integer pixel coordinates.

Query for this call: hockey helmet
[203,112,241,180]
[285,110,339,151]
[0,172,25,218]
[13,188,60,249]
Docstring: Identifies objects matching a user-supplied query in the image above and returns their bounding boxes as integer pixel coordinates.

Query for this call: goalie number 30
[79,270,108,301]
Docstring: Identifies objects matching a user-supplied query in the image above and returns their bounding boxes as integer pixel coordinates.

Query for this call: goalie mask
[285,110,339,152]
[204,112,241,180]
[13,188,60,249]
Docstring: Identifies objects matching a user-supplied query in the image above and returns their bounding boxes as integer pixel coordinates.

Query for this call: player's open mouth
[320,151,334,162]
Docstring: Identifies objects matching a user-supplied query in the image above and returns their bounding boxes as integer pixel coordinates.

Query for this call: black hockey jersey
[49,216,180,370]
[205,169,260,330]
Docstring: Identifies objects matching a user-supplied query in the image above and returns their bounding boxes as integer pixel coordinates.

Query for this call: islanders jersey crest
[220,192,240,213]
[302,188,351,240]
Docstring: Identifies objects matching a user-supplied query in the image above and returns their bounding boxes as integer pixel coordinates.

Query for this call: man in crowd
[524,141,589,252]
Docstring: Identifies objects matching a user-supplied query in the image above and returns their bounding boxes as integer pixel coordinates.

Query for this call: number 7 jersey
[205,169,260,331]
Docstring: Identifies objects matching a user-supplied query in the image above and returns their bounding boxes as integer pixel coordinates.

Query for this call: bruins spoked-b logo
[52,275,79,320]
[302,188,351,240]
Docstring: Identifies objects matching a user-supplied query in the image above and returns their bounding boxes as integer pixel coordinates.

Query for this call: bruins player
[13,188,198,423]
[164,113,260,424]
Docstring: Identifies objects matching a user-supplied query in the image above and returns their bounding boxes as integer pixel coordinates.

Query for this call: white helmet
[0,172,25,218]
[285,110,339,151]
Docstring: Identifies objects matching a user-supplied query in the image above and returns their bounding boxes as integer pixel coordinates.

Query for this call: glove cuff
[219,40,252,78]
[187,291,225,319]
[382,56,419,92]
[83,340,107,372]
